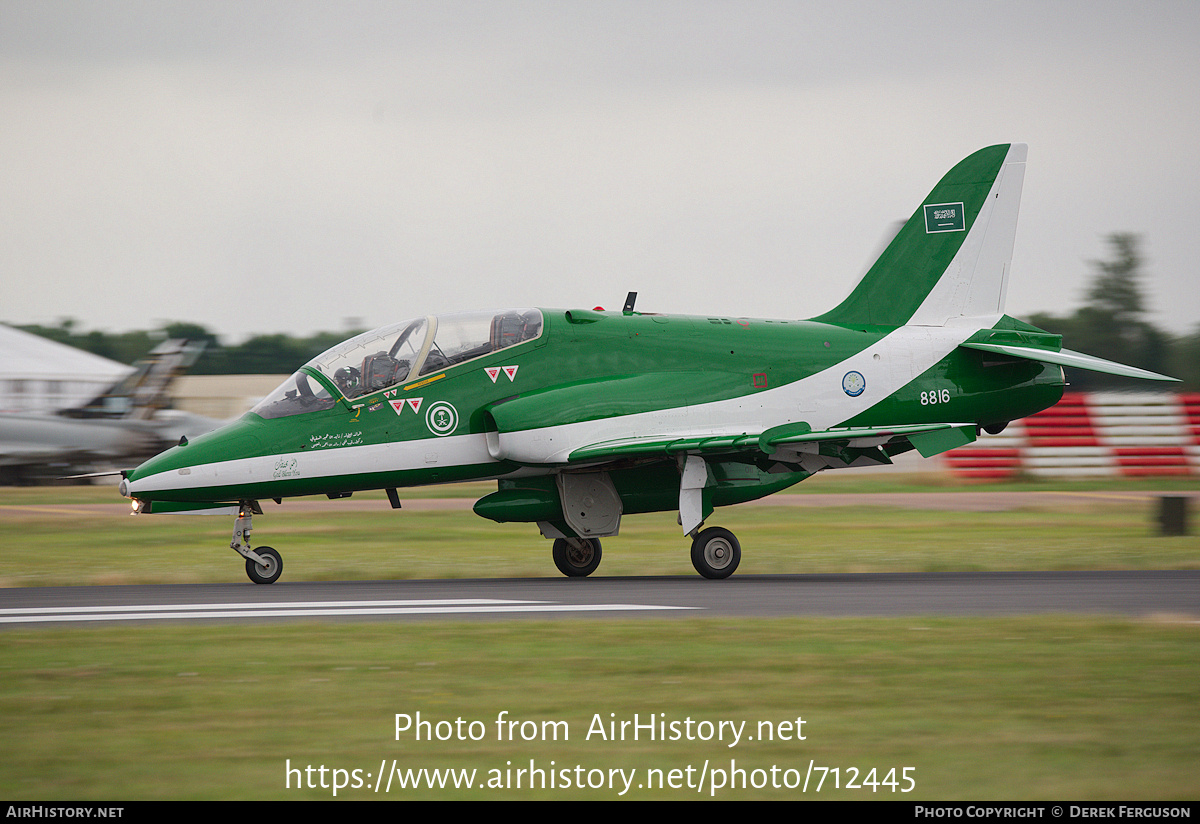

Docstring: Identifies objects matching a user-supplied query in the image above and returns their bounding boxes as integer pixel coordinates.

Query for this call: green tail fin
[813,143,1026,327]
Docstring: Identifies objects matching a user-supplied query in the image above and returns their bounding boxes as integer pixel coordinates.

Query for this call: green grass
[0,617,1196,800]
[1,484,1197,586]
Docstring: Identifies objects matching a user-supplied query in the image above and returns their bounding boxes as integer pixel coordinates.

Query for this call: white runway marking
[0,598,700,625]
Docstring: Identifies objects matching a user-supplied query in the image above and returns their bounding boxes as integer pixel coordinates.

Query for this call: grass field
[1,477,1197,800]
[1,617,1197,800]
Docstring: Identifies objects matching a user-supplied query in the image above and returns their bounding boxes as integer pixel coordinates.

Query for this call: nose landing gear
[231,502,284,585]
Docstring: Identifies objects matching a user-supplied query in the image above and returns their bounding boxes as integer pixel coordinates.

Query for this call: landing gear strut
[231,502,284,585]
[690,527,741,579]
[678,454,740,579]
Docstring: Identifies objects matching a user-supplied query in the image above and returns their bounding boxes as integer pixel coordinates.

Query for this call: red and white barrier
[946,392,1200,478]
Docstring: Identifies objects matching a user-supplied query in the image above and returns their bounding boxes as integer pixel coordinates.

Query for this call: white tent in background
[0,324,133,413]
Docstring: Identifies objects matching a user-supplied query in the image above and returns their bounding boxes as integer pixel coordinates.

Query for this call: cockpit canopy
[251,309,542,420]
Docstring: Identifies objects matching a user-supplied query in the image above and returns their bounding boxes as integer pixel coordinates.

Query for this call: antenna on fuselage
[622,292,637,314]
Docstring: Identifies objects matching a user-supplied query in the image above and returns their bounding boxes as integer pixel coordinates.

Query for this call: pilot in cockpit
[334,352,408,398]
[332,366,362,397]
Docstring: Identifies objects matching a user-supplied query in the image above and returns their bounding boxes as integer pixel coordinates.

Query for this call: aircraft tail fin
[61,339,206,420]
[813,143,1027,327]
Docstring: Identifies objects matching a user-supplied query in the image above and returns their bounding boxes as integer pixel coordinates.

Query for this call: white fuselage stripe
[495,322,991,464]
[127,428,498,495]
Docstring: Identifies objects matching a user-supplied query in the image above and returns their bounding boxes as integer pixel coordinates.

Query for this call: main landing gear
[545,528,741,579]
[542,452,745,579]
[543,526,742,579]
[231,502,284,585]
[690,527,741,579]
[679,455,740,579]
[552,537,602,577]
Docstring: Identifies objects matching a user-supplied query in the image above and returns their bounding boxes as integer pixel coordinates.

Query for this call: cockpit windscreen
[291,309,543,406]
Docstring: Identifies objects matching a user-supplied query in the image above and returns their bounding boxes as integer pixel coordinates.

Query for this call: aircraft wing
[758,421,976,458]
[568,421,976,464]
[959,342,1178,382]
[568,433,762,462]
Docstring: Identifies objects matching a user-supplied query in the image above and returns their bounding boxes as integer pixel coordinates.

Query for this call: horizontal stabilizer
[960,342,1179,382]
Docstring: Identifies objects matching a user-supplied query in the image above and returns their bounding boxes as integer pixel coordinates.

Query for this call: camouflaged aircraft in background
[1,338,215,484]
[119,144,1176,583]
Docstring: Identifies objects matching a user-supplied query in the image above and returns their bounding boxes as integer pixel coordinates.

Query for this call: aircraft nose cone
[118,478,129,498]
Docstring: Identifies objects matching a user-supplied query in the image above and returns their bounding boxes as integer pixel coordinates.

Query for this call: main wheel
[690,527,740,579]
[246,546,283,585]
[552,538,602,577]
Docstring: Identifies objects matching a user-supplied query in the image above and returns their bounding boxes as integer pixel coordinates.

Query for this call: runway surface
[3,571,1198,626]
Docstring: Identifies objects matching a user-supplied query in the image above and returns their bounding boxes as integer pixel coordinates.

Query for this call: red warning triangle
[502,365,518,381]
[485,367,501,383]
[407,397,423,414]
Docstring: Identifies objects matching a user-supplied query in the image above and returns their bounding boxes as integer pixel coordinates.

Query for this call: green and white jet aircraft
[119,143,1176,584]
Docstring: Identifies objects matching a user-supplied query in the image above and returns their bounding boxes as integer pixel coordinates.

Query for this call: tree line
[1026,234,1199,390]
[11,233,1199,388]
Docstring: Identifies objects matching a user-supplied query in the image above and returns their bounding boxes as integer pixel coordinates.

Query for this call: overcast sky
[3,1,1198,343]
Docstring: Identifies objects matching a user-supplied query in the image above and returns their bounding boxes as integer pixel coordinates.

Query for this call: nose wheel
[690,527,741,579]
[230,502,285,584]
[245,546,283,585]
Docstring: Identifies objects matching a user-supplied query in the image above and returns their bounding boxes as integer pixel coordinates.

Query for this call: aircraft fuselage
[122,309,1062,507]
